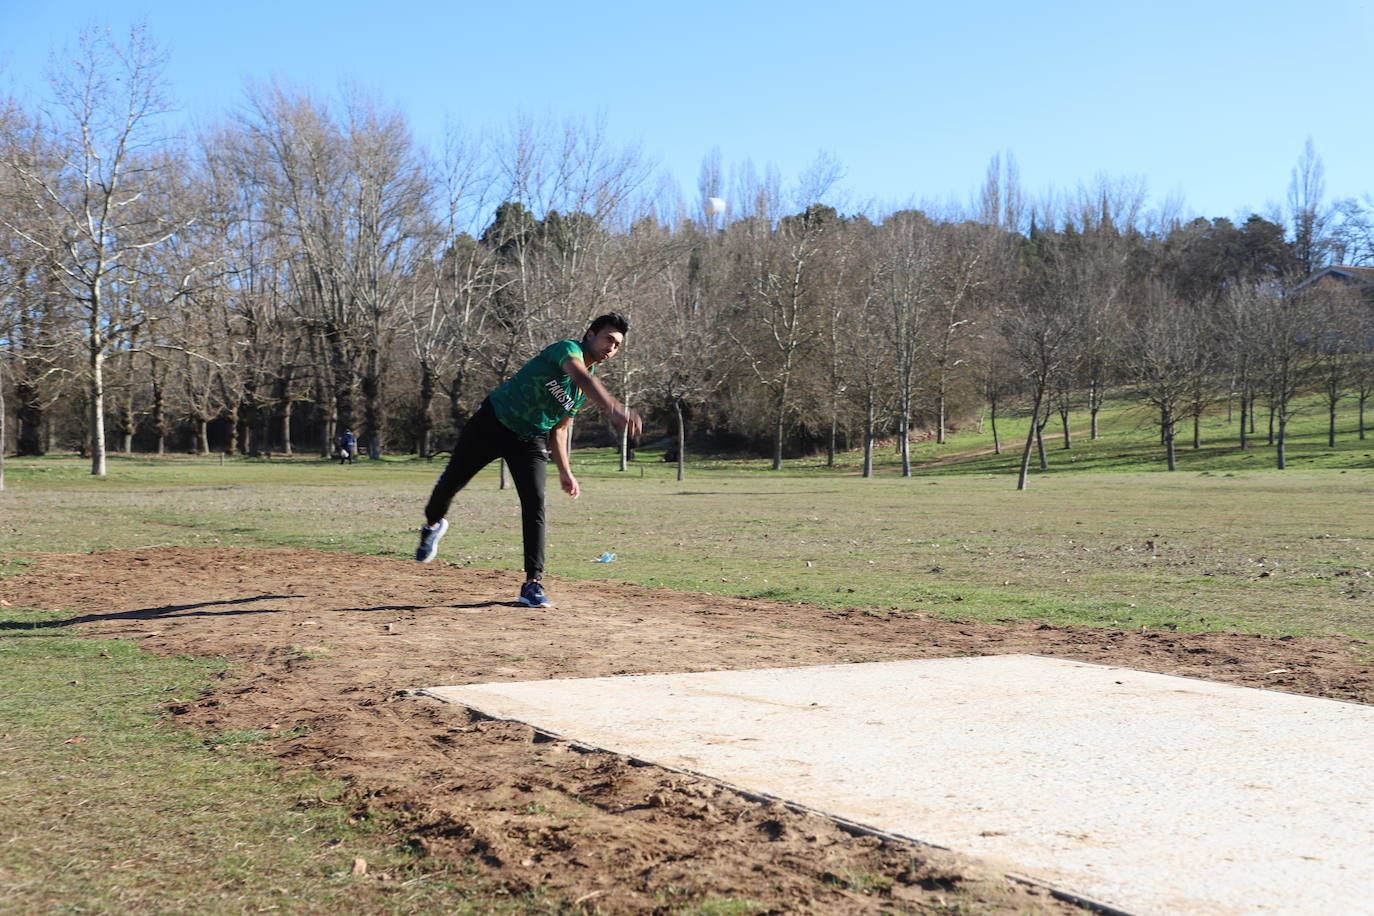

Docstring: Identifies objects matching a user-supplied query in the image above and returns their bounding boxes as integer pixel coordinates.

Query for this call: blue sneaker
[518,579,551,608]
[415,519,449,563]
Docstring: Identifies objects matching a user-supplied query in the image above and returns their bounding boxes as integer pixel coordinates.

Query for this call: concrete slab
[422,655,1374,916]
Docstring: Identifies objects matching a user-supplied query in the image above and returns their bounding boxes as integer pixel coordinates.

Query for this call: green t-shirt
[487,339,594,438]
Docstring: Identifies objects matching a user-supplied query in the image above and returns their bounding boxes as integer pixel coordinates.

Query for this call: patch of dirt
[7,547,1373,913]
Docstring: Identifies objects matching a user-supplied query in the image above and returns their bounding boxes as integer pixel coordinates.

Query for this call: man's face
[585,327,624,363]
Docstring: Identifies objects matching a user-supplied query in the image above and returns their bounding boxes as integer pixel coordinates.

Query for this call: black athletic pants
[423,400,548,581]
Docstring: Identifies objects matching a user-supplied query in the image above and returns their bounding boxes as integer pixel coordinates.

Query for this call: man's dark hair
[586,312,630,336]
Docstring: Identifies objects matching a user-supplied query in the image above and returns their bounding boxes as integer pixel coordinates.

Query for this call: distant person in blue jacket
[337,429,357,464]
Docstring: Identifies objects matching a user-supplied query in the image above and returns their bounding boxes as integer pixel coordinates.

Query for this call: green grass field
[4,391,1371,637]
[1,390,1371,913]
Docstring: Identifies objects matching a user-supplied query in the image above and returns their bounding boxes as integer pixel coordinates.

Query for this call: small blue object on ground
[593,552,616,563]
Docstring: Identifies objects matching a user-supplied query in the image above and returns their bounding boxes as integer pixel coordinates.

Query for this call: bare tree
[0,102,19,485]
[0,181,76,457]
[930,220,990,444]
[1288,138,1331,275]
[640,219,724,480]
[200,115,309,456]
[600,214,683,471]
[728,203,830,469]
[1,26,192,474]
[1071,230,1135,440]
[493,114,656,337]
[877,209,940,476]
[970,327,1017,456]
[340,86,434,458]
[165,292,225,454]
[1353,347,1374,441]
[236,83,362,454]
[816,217,870,465]
[1219,284,1262,450]
[1329,195,1374,267]
[1249,280,1313,469]
[976,151,1025,235]
[405,238,500,457]
[400,124,500,457]
[1306,283,1363,447]
[1128,285,1210,470]
[845,245,895,477]
[1003,226,1078,490]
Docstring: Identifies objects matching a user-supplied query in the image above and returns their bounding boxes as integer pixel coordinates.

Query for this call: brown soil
[7,547,1373,914]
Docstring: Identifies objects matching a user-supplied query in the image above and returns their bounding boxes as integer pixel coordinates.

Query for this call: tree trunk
[151,401,166,455]
[363,346,382,460]
[862,393,875,478]
[151,371,167,456]
[900,405,912,477]
[827,392,839,467]
[1360,394,1367,440]
[322,412,336,461]
[1164,407,1176,471]
[89,343,107,476]
[0,369,6,491]
[771,386,786,471]
[675,397,686,482]
[1239,391,1249,450]
[328,334,354,452]
[1276,412,1287,469]
[15,377,43,456]
[1328,390,1338,448]
[281,401,294,456]
[1089,377,1100,440]
[990,396,1001,455]
[197,418,210,456]
[255,404,271,457]
[118,390,135,453]
[225,406,240,455]
[417,361,435,459]
[1016,386,1044,491]
[936,386,947,445]
[1035,397,1049,470]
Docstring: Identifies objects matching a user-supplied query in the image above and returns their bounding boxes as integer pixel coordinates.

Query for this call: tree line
[3,27,1373,489]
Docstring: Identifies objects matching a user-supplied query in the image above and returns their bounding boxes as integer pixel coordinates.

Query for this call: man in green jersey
[415,313,642,608]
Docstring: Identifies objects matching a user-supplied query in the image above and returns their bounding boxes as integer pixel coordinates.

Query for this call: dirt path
[7,547,1372,913]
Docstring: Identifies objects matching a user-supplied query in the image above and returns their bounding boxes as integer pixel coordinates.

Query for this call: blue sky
[3,0,1372,225]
